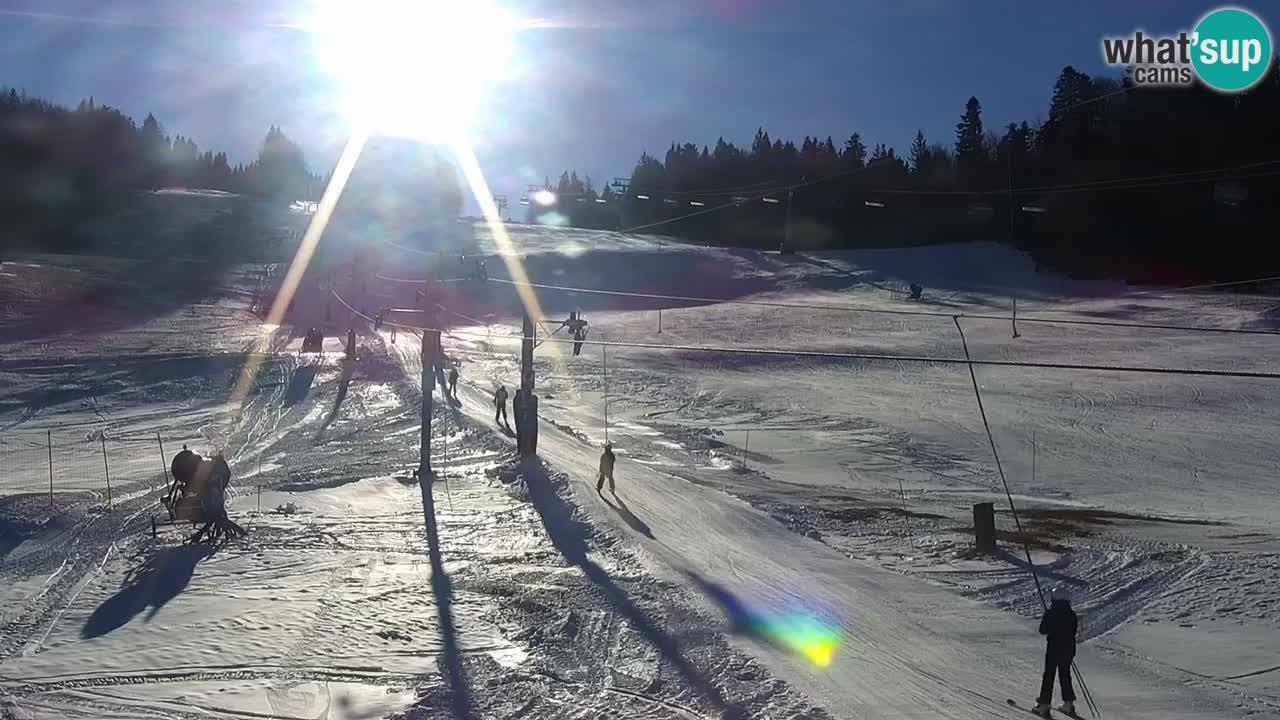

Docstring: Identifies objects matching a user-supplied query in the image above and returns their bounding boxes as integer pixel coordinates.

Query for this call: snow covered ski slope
[3,222,1279,718]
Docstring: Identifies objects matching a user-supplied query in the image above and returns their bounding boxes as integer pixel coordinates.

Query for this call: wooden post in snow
[100,436,112,509]
[974,501,996,554]
[47,430,54,507]
[157,432,169,492]
[420,329,437,479]
[603,344,609,444]
[1032,430,1037,486]
[515,311,538,457]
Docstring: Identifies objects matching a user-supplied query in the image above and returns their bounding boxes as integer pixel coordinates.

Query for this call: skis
[1006,700,1082,719]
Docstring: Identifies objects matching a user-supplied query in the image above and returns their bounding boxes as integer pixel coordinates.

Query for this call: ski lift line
[618,162,1280,234]
[638,177,787,197]
[1009,157,1280,194]
[435,303,492,329]
[955,315,1044,607]
[330,288,423,331]
[1057,83,1134,113]
[1122,273,1280,298]
[1018,272,1280,314]
[618,161,1280,220]
[1006,166,1280,196]
[330,288,1280,379]
[484,278,1280,337]
[327,289,1280,380]
[435,325,1280,380]
[375,273,469,284]
[954,319,1101,718]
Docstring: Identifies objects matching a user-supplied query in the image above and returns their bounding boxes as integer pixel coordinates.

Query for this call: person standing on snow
[494,385,509,426]
[596,443,616,494]
[1033,588,1078,717]
[564,312,589,357]
[448,366,459,398]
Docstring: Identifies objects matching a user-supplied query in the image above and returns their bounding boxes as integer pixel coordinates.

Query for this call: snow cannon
[302,327,325,354]
[170,446,202,487]
[155,447,246,544]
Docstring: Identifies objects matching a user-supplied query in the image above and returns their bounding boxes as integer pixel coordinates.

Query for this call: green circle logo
[1192,7,1273,92]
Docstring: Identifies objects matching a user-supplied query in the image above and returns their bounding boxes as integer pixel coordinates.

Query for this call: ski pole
[442,420,454,513]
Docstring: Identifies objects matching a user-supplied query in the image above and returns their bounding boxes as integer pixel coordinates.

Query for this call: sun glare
[308,0,516,139]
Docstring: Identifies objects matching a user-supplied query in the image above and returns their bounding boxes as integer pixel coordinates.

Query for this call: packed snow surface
[2,221,1278,718]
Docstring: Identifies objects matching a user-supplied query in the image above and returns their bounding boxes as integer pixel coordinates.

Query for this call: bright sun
[307,0,517,139]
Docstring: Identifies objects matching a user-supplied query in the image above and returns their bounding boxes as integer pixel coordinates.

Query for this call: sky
[0,0,1258,207]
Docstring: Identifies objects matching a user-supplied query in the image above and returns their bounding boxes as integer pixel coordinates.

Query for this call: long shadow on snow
[0,258,239,344]
[0,353,253,418]
[520,458,745,720]
[997,549,1089,590]
[417,472,476,719]
[284,365,318,407]
[320,360,356,429]
[682,570,792,655]
[81,544,213,639]
[601,492,654,539]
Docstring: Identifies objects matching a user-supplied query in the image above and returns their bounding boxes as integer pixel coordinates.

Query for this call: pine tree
[954,96,986,186]
[821,136,837,165]
[801,136,818,164]
[252,125,309,198]
[842,133,866,168]
[139,113,167,188]
[909,130,928,174]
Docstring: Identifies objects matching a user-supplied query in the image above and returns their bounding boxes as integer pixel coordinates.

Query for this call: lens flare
[306,0,517,139]
[687,571,843,668]
[757,611,843,668]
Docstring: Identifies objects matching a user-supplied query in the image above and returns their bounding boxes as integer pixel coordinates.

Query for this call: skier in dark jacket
[494,385,509,427]
[565,312,588,357]
[1034,588,1078,717]
[596,443,616,493]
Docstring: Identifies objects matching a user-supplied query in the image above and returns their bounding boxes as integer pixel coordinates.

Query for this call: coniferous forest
[0,89,323,254]
[5,63,1280,282]
[540,66,1280,284]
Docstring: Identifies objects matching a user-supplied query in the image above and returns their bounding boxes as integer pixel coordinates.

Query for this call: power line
[1020,272,1280,314]
[364,213,1280,324]
[468,327,1280,380]
[333,286,1280,379]
[1121,274,1280,298]
[610,160,1280,233]
[481,277,1280,337]
[1011,167,1280,196]
[329,287,422,331]
[955,316,1102,719]
[364,250,1280,336]
[376,274,469,284]
[1009,157,1280,195]
[639,177,785,197]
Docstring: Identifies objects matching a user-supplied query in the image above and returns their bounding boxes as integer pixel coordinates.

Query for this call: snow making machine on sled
[152,446,247,543]
[301,327,325,354]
